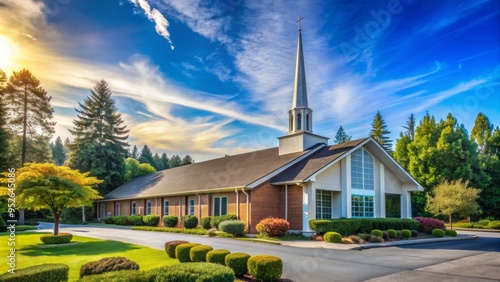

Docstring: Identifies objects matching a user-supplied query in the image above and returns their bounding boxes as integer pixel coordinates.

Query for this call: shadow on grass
[21,240,141,257]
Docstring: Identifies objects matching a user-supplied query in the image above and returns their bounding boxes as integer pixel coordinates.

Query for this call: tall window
[189,199,195,215]
[289,113,293,132]
[164,200,169,216]
[131,202,136,215]
[351,148,375,217]
[297,113,302,130]
[306,114,310,131]
[115,203,120,216]
[146,200,151,215]
[100,203,105,218]
[213,197,228,216]
[316,190,332,219]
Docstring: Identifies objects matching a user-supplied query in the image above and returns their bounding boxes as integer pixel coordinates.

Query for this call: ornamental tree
[425,180,480,230]
[15,163,102,235]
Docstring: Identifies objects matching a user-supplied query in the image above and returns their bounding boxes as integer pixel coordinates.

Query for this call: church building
[98,23,423,234]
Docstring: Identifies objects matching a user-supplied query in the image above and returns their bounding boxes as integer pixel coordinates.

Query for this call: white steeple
[279,17,329,155]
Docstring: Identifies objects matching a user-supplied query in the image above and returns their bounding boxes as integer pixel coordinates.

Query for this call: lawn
[0,231,177,281]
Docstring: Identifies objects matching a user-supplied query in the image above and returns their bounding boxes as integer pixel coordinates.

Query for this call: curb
[359,235,478,249]
[451,227,500,233]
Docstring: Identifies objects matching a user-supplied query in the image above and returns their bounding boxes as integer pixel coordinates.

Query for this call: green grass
[0,232,177,281]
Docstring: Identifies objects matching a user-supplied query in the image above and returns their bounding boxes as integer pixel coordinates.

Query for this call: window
[297,113,302,130]
[164,200,169,216]
[146,200,152,215]
[352,195,374,217]
[189,199,195,215]
[306,114,310,131]
[316,190,332,219]
[131,202,136,215]
[289,113,293,132]
[385,194,401,218]
[100,203,105,219]
[115,203,120,216]
[213,197,228,216]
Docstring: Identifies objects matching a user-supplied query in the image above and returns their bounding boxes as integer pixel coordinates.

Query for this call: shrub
[401,229,412,238]
[411,230,418,237]
[207,249,231,265]
[40,233,73,244]
[190,245,213,262]
[142,215,159,226]
[487,220,500,229]
[247,255,283,282]
[103,216,115,224]
[164,240,189,258]
[309,218,419,236]
[370,229,383,237]
[323,232,342,243]
[256,217,290,237]
[387,229,397,239]
[219,220,245,237]
[369,235,384,243]
[76,270,148,281]
[432,228,445,238]
[79,257,139,278]
[454,222,475,228]
[148,262,234,282]
[176,243,201,262]
[131,226,208,235]
[112,215,145,226]
[208,214,238,229]
[130,215,144,226]
[162,215,178,227]
[476,219,490,226]
[225,252,250,277]
[181,215,199,229]
[200,216,212,229]
[413,217,445,234]
[445,229,457,237]
[0,264,69,282]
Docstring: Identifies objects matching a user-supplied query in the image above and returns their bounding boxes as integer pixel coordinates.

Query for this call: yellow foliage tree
[15,163,102,235]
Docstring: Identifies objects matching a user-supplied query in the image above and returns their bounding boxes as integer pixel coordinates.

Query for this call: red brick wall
[287,185,303,230]
[249,182,285,234]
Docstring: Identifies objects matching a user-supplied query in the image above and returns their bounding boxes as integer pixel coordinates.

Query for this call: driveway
[37,223,500,282]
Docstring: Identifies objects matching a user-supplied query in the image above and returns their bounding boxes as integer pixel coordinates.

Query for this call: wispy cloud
[129,0,174,49]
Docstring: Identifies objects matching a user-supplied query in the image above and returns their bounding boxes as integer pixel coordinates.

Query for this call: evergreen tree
[478,127,500,219]
[471,113,493,154]
[138,145,155,167]
[403,113,416,140]
[153,153,163,170]
[0,69,10,171]
[130,145,138,159]
[393,132,411,169]
[4,69,55,166]
[370,111,393,152]
[334,126,352,144]
[169,155,182,168]
[160,153,170,170]
[69,80,129,195]
[52,136,66,165]
[181,155,194,166]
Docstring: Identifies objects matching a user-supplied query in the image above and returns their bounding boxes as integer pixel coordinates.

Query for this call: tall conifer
[370,111,392,151]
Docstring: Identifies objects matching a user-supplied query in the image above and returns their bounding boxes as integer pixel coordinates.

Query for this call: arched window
[297,113,302,130]
[306,114,310,131]
[351,148,375,218]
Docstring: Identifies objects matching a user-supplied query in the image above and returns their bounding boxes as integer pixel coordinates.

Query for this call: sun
[0,35,17,71]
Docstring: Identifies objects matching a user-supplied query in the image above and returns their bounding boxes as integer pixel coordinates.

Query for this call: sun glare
[0,36,17,71]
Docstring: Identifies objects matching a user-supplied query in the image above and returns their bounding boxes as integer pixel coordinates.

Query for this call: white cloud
[129,0,174,49]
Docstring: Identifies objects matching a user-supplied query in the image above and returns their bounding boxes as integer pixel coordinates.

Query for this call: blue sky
[1,0,499,161]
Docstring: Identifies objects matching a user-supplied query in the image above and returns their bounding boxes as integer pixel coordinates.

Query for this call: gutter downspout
[196,193,201,220]
[285,185,288,221]
[241,188,249,231]
[179,196,182,218]
[235,189,239,219]
[155,198,158,216]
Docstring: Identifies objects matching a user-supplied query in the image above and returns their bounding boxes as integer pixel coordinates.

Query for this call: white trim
[346,155,352,218]
[163,199,169,216]
[285,185,288,220]
[247,144,326,188]
[131,201,136,215]
[379,163,386,218]
[146,200,151,215]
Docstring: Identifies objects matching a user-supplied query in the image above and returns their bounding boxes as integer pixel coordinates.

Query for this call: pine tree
[52,136,66,165]
[4,69,55,166]
[160,153,169,170]
[153,153,163,170]
[138,145,155,167]
[181,155,194,166]
[69,80,129,195]
[403,113,416,140]
[471,113,493,154]
[169,155,182,168]
[0,69,10,171]
[334,126,352,144]
[370,111,392,151]
[130,145,138,159]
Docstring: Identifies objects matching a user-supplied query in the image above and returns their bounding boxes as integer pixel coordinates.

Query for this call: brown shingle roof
[103,147,310,200]
[271,138,369,183]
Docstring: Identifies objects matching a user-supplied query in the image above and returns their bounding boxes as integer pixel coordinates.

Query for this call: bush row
[0,264,69,282]
[309,218,420,236]
[131,226,207,235]
[104,215,159,226]
[454,220,500,230]
[200,214,238,229]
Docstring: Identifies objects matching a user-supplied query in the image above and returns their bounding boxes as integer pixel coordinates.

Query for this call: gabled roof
[102,146,316,201]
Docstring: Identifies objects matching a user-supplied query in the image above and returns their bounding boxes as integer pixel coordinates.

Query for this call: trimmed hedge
[387,229,397,239]
[200,216,212,229]
[131,226,207,235]
[79,257,139,278]
[176,243,201,262]
[225,252,250,277]
[0,263,69,282]
[142,215,159,226]
[309,218,420,236]
[256,217,290,237]
[445,229,457,237]
[324,232,342,243]
[112,215,145,226]
[190,245,213,262]
[40,233,73,244]
[181,215,199,229]
[162,215,178,228]
[247,255,283,282]
[370,229,383,237]
[432,229,445,238]
[76,270,148,281]
[401,229,412,239]
[164,240,189,258]
[219,220,245,236]
[148,262,235,282]
[103,217,115,224]
[207,249,231,265]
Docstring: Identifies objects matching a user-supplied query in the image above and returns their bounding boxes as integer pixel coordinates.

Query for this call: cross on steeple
[296,16,304,30]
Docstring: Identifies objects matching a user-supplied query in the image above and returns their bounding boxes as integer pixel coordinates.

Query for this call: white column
[406,191,412,219]
[302,183,315,232]
[345,155,352,218]
[379,163,385,218]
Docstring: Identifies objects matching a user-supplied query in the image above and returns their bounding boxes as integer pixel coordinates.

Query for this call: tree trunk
[82,206,86,224]
[53,210,60,236]
[19,86,28,226]
[18,210,25,226]
[449,214,453,230]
